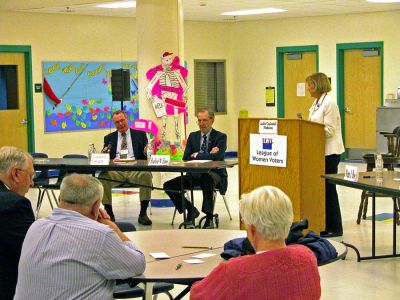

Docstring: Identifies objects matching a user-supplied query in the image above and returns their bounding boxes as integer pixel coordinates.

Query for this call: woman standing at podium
[306,72,345,238]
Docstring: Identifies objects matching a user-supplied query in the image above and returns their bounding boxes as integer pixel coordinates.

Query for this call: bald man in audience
[0,146,35,300]
[14,174,145,300]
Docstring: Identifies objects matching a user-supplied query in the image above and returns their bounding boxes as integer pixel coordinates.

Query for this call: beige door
[0,53,28,150]
[344,49,381,149]
[284,52,317,118]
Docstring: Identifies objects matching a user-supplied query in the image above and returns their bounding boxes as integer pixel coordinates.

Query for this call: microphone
[296,112,303,120]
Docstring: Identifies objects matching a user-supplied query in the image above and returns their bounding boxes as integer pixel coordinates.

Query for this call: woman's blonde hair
[305,72,331,94]
[239,186,293,240]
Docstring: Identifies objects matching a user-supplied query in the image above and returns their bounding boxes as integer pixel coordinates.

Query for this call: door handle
[21,119,28,125]
[344,107,351,113]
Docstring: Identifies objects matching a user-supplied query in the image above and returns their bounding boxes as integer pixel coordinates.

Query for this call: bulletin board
[42,61,139,132]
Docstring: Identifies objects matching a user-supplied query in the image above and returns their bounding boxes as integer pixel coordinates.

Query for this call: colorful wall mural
[42,61,139,132]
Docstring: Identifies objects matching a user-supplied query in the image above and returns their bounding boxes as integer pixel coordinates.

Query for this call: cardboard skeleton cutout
[145,52,188,141]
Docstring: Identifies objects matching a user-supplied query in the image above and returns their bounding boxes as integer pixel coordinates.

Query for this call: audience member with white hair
[0,146,35,300]
[14,174,146,300]
[190,185,321,300]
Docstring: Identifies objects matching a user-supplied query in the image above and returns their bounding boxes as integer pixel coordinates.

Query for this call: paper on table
[191,253,216,259]
[394,178,400,181]
[115,158,136,162]
[113,159,137,164]
[185,160,212,163]
[149,252,170,259]
[183,259,204,264]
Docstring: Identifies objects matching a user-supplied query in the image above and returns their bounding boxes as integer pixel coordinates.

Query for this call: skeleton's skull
[162,52,174,66]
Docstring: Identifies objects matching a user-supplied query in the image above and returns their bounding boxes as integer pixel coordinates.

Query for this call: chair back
[63,154,88,159]
[32,152,48,159]
[115,222,136,232]
[393,127,400,157]
[57,154,89,183]
[382,130,400,157]
[32,152,49,183]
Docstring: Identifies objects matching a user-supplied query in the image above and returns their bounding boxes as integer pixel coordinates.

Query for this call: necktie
[120,132,128,159]
[200,134,207,153]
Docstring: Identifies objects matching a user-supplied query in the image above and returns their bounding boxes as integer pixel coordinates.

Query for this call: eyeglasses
[17,168,35,181]
[196,119,211,124]
[114,119,128,125]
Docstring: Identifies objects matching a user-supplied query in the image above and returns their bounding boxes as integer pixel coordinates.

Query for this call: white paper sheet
[185,160,212,163]
[183,259,204,264]
[149,252,170,259]
[297,82,306,96]
[191,253,216,259]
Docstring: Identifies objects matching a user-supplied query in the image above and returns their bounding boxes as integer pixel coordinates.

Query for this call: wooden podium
[238,118,325,233]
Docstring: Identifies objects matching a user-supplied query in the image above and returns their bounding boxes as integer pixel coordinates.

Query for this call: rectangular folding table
[323,171,400,261]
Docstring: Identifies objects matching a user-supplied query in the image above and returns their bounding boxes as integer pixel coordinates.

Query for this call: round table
[124,229,347,300]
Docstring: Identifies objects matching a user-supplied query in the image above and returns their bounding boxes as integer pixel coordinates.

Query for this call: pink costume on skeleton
[146,55,188,116]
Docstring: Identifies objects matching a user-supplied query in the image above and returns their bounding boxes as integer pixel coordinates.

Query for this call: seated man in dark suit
[0,146,35,300]
[98,110,153,225]
[164,108,227,228]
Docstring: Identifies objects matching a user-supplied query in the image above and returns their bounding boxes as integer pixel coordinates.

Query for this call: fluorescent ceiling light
[221,8,287,16]
[366,0,400,3]
[96,1,136,9]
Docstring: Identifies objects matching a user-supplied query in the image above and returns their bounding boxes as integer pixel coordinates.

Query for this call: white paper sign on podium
[249,134,287,167]
[148,155,170,166]
[90,153,110,165]
[259,120,278,134]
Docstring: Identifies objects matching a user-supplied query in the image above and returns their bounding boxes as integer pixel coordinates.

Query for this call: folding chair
[36,154,88,216]
[171,187,232,227]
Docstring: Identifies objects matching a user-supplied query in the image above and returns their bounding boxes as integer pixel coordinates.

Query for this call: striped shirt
[14,208,145,300]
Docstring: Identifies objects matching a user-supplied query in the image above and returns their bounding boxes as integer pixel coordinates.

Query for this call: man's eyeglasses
[114,119,127,125]
[17,169,35,181]
[196,119,211,124]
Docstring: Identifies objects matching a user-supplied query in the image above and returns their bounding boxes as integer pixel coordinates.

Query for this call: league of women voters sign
[249,134,287,167]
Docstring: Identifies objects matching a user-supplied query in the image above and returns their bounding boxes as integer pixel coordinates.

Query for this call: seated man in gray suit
[98,110,152,225]
[164,108,227,228]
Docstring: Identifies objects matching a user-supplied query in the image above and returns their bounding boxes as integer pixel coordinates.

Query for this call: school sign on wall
[249,134,287,167]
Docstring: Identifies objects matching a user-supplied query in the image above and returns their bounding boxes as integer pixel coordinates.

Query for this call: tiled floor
[31,162,400,299]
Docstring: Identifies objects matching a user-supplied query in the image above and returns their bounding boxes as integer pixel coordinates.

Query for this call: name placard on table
[148,155,170,166]
[90,154,110,165]
[344,165,359,182]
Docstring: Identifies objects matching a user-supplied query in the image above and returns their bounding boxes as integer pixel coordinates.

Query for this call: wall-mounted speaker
[111,69,130,101]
